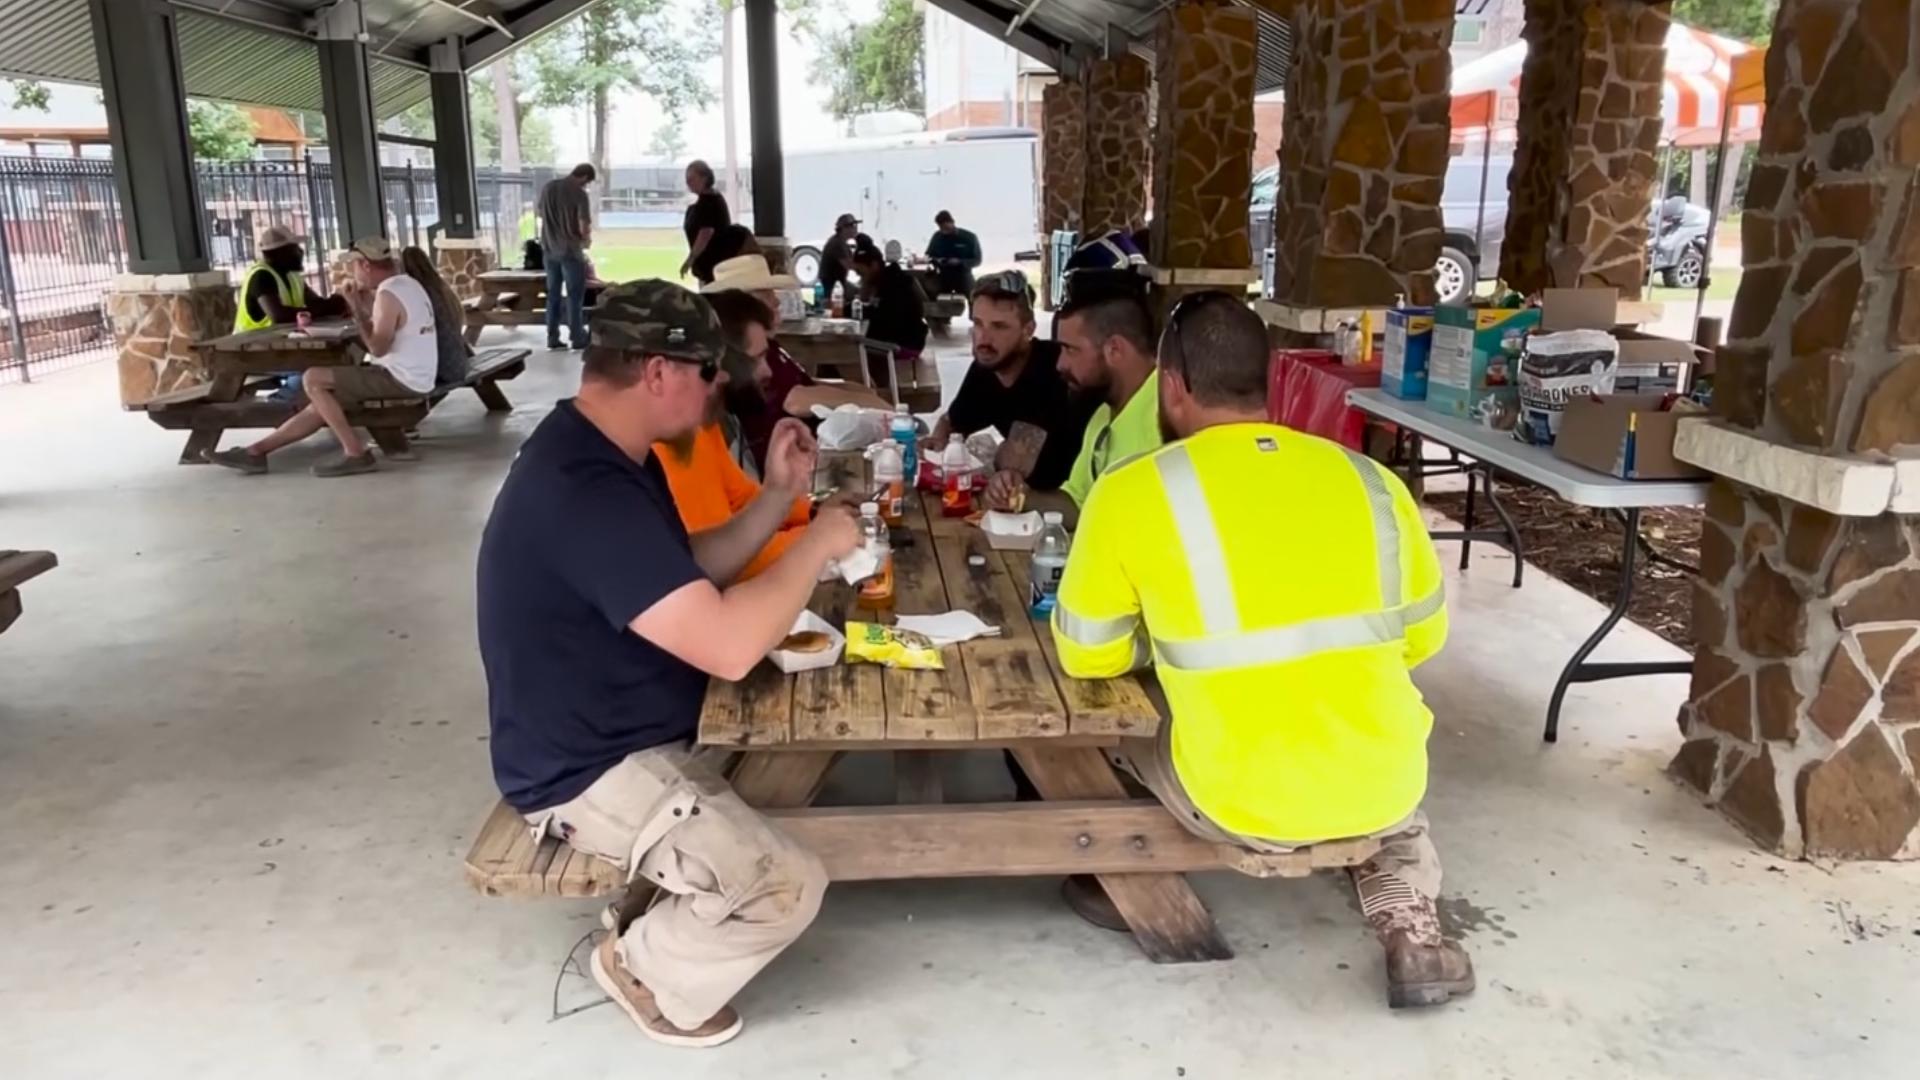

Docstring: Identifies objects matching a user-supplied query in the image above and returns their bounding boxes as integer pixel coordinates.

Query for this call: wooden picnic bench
[148,329,530,464]
[464,268,599,346]
[464,456,1380,964]
[0,549,58,636]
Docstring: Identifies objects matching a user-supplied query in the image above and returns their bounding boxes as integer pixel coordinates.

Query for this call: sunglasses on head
[1158,290,1238,370]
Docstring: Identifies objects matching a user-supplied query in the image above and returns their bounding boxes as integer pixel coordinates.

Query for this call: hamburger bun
[777,630,833,654]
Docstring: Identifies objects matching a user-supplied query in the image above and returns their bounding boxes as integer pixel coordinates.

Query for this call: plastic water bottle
[890,405,917,481]
[872,439,905,526]
[856,502,894,611]
[1028,512,1070,618]
[939,434,976,518]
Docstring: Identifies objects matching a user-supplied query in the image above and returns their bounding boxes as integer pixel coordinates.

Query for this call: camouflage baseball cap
[589,278,735,363]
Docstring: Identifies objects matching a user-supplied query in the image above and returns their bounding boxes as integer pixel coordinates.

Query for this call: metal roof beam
[170,0,310,37]
[920,0,1069,74]
[460,0,604,70]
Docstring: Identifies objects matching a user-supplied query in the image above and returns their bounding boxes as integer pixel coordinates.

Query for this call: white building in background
[1452,0,1527,65]
[922,7,1053,131]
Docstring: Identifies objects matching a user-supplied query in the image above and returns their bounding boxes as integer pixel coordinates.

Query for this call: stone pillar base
[433,237,495,303]
[106,271,236,408]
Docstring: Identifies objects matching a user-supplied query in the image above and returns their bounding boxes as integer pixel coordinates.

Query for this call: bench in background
[0,549,58,636]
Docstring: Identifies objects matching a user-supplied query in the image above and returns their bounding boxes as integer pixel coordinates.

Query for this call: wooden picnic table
[145,322,370,463]
[464,268,597,346]
[691,455,1242,963]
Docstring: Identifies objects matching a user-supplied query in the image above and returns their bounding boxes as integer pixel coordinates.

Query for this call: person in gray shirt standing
[539,162,596,350]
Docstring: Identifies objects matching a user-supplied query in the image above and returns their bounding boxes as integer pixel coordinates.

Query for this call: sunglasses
[662,354,720,383]
[1158,290,1238,374]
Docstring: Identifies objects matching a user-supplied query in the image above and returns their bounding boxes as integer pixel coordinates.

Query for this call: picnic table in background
[463,269,599,346]
[143,322,530,464]
[779,317,937,411]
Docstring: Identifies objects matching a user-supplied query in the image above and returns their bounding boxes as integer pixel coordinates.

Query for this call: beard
[974,338,1026,371]
[722,377,766,419]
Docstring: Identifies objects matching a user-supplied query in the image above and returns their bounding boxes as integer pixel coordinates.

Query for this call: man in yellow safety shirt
[984,292,1162,525]
[1049,291,1473,1009]
[234,225,347,333]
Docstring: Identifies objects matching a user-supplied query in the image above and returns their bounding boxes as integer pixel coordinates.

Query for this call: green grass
[591,245,690,284]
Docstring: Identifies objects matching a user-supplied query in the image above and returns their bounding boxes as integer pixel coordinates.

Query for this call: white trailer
[780,127,1039,285]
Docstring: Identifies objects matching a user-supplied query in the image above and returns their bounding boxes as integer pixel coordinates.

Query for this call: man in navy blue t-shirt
[476,279,860,1048]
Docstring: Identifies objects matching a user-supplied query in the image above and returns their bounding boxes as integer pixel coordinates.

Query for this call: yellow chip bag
[843,622,945,670]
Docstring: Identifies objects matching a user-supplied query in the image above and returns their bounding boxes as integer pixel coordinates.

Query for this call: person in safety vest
[1049,290,1473,1010]
[234,224,346,334]
[235,224,348,401]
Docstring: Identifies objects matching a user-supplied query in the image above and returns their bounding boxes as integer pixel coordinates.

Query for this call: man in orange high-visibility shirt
[655,290,813,580]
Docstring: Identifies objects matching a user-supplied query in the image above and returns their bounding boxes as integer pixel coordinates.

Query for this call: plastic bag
[814,404,891,451]
[843,622,945,670]
[1516,329,1619,446]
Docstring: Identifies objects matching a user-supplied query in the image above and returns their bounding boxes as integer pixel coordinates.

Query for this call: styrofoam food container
[768,610,845,673]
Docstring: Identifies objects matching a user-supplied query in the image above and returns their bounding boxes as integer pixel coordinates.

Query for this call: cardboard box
[1553,394,1711,480]
[1427,305,1538,418]
[1382,307,1435,400]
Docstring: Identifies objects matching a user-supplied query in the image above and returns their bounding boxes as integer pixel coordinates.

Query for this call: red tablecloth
[1266,349,1382,451]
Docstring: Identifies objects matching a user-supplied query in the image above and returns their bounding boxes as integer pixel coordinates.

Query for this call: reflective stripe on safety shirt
[1050,422,1448,844]
[234,263,307,333]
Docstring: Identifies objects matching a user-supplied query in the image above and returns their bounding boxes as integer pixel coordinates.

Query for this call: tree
[526,0,719,208]
[1672,0,1777,43]
[809,0,924,121]
[649,115,688,160]
[7,79,50,111]
[188,100,256,161]
[386,74,556,167]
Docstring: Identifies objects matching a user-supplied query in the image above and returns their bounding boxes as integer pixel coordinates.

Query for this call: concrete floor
[3,328,1918,1079]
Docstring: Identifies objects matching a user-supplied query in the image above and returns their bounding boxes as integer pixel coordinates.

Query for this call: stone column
[1268,0,1455,312]
[1082,56,1152,240]
[1039,79,1087,309]
[1672,0,1920,860]
[1499,0,1670,297]
[433,237,495,303]
[107,272,236,406]
[1148,1,1260,315]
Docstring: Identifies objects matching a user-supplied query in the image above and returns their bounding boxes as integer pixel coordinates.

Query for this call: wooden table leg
[178,428,220,465]
[368,426,414,459]
[1012,745,1232,964]
[730,750,841,809]
[894,751,943,804]
[472,378,513,412]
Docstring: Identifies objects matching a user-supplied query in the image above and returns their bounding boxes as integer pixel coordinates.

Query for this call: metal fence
[0,153,538,384]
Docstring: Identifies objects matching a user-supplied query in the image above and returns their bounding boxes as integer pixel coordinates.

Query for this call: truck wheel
[789,246,822,288]
[1665,246,1705,290]
[1435,246,1474,304]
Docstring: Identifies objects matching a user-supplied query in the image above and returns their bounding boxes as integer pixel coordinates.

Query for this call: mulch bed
[1423,483,1702,650]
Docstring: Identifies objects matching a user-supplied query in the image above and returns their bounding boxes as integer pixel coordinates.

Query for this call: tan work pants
[1111,723,1446,942]
[526,743,827,1028]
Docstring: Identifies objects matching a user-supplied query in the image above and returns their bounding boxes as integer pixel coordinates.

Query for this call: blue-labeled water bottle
[890,404,917,484]
[1028,512,1070,619]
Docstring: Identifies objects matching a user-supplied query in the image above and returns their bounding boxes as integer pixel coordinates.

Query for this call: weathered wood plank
[883,498,976,741]
[729,751,842,809]
[793,580,886,742]
[763,801,1227,879]
[1003,551,1160,738]
[0,550,58,591]
[933,527,1066,739]
[1012,745,1232,963]
[700,661,794,747]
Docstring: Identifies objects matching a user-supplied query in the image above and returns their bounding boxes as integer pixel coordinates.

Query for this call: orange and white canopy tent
[1450,22,1767,147]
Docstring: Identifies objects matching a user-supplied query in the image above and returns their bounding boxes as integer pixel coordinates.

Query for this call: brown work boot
[589,932,743,1048]
[1380,930,1476,1009]
[1060,874,1129,933]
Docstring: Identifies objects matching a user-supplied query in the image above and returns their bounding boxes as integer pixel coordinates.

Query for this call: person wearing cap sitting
[924,210,982,296]
[235,224,350,400]
[818,213,860,301]
[205,238,440,478]
[850,239,927,389]
[477,279,864,1047]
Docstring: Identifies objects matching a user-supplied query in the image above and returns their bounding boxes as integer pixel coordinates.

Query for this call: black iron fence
[0,153,541,384]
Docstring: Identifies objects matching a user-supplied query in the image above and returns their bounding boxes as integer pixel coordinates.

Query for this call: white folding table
[1347,389,1711,742]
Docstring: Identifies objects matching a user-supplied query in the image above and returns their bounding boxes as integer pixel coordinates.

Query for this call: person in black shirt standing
[679,160,731,286]
[476,280,860,1047]
[934,271,1098,491]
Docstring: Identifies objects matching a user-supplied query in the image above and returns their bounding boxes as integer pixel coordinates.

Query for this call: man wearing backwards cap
[475,279,862,1048]
[817,211,860,298]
